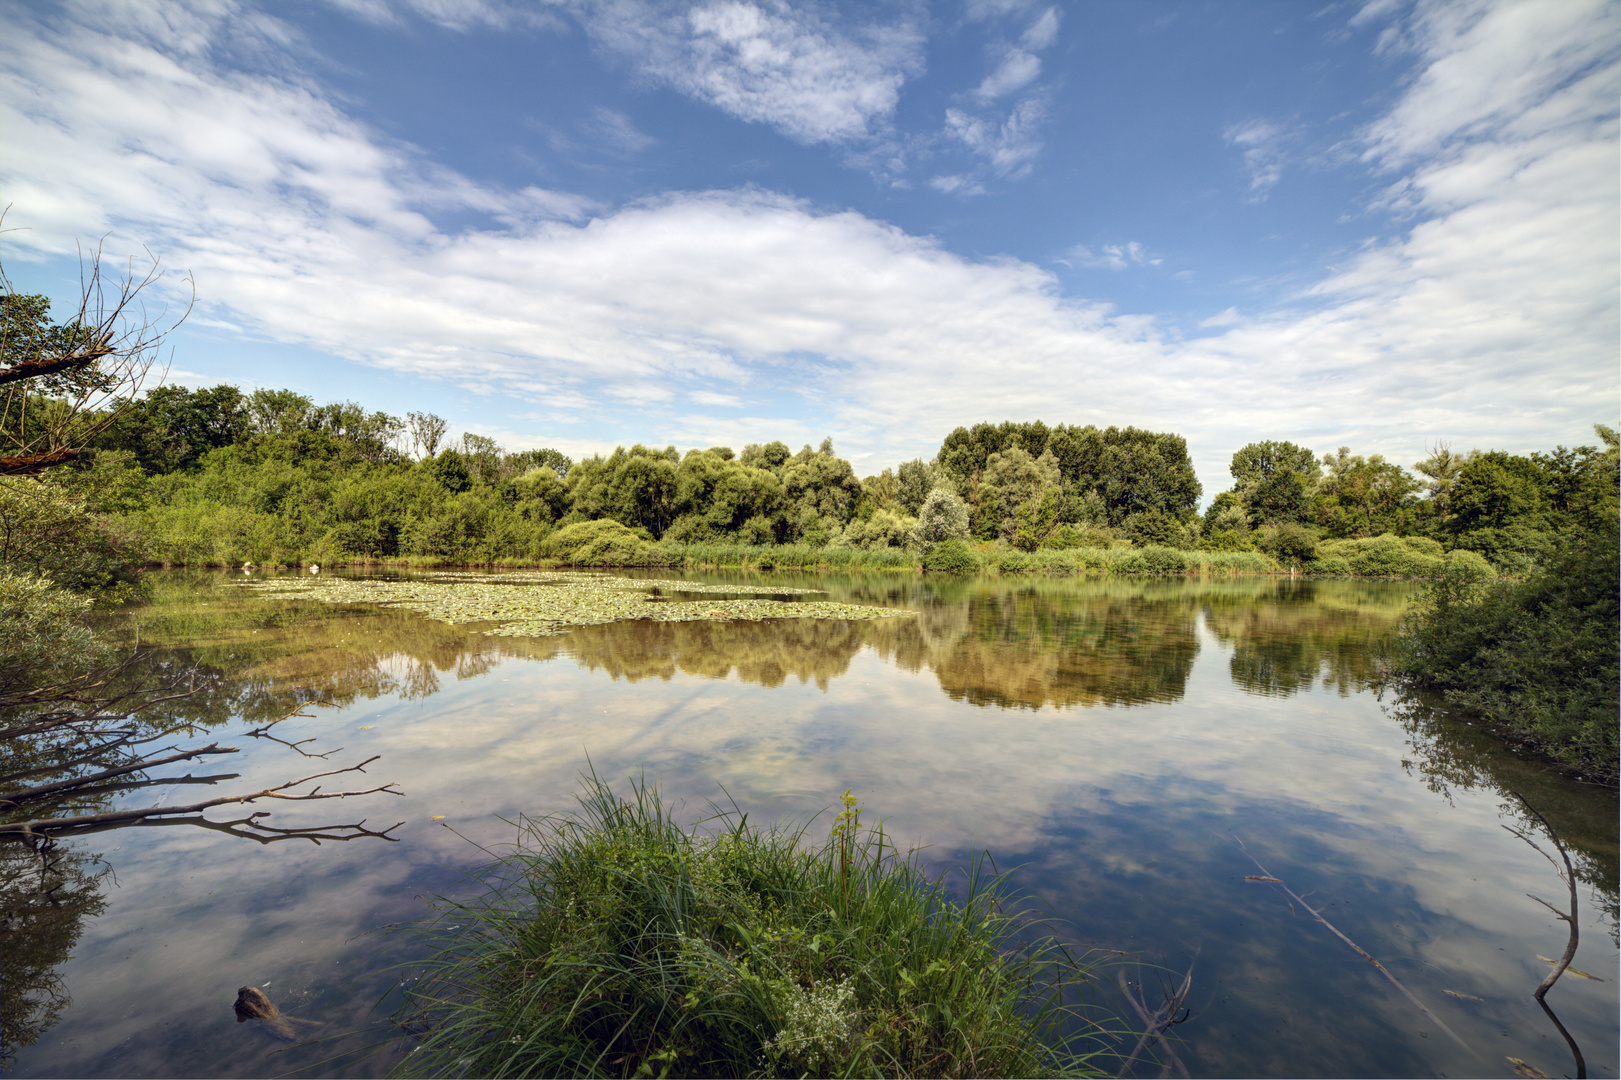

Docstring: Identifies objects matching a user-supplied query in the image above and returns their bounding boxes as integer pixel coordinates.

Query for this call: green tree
[1314,447,1421,537]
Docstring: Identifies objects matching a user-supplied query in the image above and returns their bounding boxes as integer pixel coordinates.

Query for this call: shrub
[1336,534,1443,577]
[1257,522,1318,567]
[391,778,1112,1079]
[921,538,983,574]
[1199,528,1254,553]
[912,486,972,550]
[541,519,671,567]
[1400,535,1444,557]
[1442,548,1495,580]
[1121,509,1189,549]
[991,547,1033,573]
[1135,546,1187,574]
[1390,522,1617,780]
[1305,555,1352,576]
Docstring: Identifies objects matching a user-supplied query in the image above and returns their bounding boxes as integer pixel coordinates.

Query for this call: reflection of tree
[871,581,1202,709]
[1202,580,1408,698]
[555,617,868,690]
[1389,689,1618,942]
[0,840,105,1069]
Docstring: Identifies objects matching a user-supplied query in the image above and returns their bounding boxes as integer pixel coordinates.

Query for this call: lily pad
[236,571,912,639]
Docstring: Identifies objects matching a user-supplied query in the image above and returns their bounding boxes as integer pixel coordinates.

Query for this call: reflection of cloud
[30,573,1617,1078]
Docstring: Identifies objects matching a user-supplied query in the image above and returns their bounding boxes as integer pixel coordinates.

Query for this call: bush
[912,486,971,549]
[1442,548,1495,581]
[1314,534,1448,577]
[1199,528,1254,553]
[991,547,1033,573]
[541,519,672,567]
[1257,522,1318,567]
[1121,509,1189,549]
[921,538,983,574]
[1304,555,1352,576]
[392,778,1111,1079]
[1390,522,1617,780]
[1134,546,1188,574]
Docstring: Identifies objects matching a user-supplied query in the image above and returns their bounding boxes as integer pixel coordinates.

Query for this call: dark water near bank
[7,569,1616,1078]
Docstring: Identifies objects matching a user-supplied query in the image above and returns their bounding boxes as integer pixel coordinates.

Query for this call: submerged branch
[1233,835,1471,1054]
[1504,791,1586,1079]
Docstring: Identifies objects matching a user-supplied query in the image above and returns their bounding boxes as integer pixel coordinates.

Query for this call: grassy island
[391,780,1113,1079]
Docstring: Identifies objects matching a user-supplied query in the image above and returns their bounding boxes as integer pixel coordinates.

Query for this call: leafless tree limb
[1504,791,1586,1079]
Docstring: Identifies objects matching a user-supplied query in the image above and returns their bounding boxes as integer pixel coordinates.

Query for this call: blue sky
[2,0,1616,499]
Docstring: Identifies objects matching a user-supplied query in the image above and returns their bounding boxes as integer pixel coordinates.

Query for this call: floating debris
[235,571,913,639]
[1439,989,1485,1002]
[1244,875,1283,883]
[1538,955,1603,981]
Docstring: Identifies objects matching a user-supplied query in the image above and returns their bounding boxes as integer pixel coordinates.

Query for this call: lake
[6,568,1616,1078]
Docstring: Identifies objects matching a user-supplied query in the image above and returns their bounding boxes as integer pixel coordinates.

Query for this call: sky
[1,0,1616,499]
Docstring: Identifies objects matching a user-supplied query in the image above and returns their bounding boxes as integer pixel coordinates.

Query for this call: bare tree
[407,410,446,460]
[0,220,192,475]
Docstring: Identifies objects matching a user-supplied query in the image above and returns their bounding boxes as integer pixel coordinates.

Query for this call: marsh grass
[390,777,1116,1078]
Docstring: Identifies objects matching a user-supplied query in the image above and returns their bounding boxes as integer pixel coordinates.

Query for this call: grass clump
[392,778,1112,1079]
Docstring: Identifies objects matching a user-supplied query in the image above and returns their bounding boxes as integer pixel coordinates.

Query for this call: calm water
[7,569,1616,1078]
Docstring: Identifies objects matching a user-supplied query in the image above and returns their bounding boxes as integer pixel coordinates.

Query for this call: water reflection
[1203,580,1407,698]
[7,570,1614,1080]
[1391,687,1619,940]
[0,842,106,1069]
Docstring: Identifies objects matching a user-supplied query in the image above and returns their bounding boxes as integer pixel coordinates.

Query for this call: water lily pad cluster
[235,572,912,638]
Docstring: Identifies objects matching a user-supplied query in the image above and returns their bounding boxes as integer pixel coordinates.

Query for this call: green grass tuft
[390,776,1116,1078]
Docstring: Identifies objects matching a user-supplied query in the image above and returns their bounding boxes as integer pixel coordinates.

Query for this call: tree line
[1,287,1613,573]
[22,373,1611,574]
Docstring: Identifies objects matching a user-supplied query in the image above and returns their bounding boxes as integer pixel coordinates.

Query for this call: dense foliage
[393,778,1111,1079]
[1390,518,1619,782]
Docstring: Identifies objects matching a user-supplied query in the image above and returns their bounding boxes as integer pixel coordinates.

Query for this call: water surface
[7,569,1615,1078]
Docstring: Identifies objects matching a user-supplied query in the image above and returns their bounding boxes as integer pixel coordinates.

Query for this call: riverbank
[141,532,1494,579]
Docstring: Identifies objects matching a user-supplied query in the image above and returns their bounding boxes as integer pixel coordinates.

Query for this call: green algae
[234,571,912,639]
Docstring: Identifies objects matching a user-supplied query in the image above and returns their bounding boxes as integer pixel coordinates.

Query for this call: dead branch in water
[1233,835,1471,1054]
[1115,951,1196,1079]
[1503,790,1586,1079]
[0,757,402,841]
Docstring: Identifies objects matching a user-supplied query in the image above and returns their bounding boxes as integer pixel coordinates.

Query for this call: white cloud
[971,48,1041,102]
[1066,241,1161,271]
[578,0,925,145]
[928,173,986,196]
[1224,118,1289,197]
[0,0,1613,501]
[587,106,656,154]
[944,94,1047,177]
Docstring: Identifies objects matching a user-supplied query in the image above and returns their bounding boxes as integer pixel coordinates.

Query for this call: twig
[1234,835,1471,1053]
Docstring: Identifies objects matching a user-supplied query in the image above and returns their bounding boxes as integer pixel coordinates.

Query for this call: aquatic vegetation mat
[235,572,913,638]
